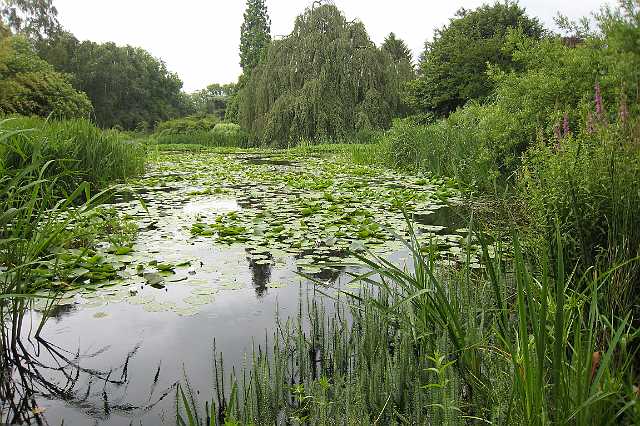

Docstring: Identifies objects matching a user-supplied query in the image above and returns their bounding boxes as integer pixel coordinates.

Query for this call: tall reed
[177,218,638,424]
[0,117,145,194]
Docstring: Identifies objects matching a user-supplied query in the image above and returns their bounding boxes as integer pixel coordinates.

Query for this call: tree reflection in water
[0,299,175,424]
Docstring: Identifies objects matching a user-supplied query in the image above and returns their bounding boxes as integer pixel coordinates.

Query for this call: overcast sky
[54,0,612,92]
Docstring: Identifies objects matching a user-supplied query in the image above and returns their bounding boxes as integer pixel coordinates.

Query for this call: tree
[38,33,189,129]
[382,32,416,116]
[0,0,60,40]
[238,4,402,146]
[0,34,92,118]
[407,1,545,117]
[189,83,237,119]
[382,32,413,63]
[239,0,271,73]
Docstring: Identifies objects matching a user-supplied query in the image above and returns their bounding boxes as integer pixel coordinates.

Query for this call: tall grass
[0,118,142,299]
[177,217,638,424]
[0,116,145,193]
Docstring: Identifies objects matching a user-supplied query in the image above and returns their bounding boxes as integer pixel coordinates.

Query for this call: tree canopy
[239,0,271,73]
[237,4,404,146]
[188,83,237,119]
[382,32,413,63]
[406,1,545,118]
[38,32,190,129]
[0,0,60,40]
[0,33,92,118]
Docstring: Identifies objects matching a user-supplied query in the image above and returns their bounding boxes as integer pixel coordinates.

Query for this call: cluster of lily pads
[177,152,488,273]
[20,150,501,316]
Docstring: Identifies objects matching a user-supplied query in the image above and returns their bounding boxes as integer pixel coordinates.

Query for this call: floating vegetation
[22,150,492,319]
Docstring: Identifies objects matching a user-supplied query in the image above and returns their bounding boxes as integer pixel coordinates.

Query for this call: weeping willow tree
[238,4,402,146]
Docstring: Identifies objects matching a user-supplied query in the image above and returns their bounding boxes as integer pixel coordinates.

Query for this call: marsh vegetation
[1,0,640,424]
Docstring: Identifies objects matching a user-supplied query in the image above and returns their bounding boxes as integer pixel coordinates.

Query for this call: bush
[155,114,220,135]
[211,122,248,147]
[519,115,640,315]
[153,120,248,147]
[1,116,145,193]
[0,36,92,119]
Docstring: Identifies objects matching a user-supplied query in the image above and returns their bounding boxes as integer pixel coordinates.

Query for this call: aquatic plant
[177,213,639,424]
[0,117,146,194]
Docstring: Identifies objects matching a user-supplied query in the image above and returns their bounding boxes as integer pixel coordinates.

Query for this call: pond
[5,150,482,425]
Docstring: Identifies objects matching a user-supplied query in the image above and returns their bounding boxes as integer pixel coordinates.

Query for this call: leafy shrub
[155,114,220,135]
[153,132,210,146]
[152,122,249,148]
[211,122,248,147]
[0,36,92,119]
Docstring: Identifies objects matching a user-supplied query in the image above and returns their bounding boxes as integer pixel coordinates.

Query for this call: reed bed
[177,219,639,425]
[0,117,145,194]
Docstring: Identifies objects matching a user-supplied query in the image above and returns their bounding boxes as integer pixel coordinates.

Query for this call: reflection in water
[0,303,174,424]
[414,204,467,231]
[249,260,272,297]
[312,266,343,284]
[45,302,77,322]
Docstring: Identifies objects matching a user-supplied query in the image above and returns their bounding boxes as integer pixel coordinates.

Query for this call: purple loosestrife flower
[595,82,604,118]
[554,123,562,140]
[562,113,570,137]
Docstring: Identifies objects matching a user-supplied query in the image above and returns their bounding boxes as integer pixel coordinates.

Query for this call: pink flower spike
[595,82,603,117]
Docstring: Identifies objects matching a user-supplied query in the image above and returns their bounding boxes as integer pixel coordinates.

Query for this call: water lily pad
[191,287,218,295]
[143,272,164,286]
[128,294,155,305]
[267,282,287,289]
[183,294,215,306]
[220,282,244,290]
[143,302,175,313]
[172,306,200,317]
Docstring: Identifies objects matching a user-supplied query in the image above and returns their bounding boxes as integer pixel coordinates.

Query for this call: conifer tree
[382,32,412,63]
[239,0,271,73]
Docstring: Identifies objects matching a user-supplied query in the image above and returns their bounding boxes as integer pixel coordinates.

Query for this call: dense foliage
[406,2,544,118]
[155,114,220,135]
[38,32,190,130]
[0,0,59,40]
[238,4,404,146]
[370,0,640,326]
[0,33,92,118]
[1,116,145,192]
[239,0,271,73]
[187,83,237,120]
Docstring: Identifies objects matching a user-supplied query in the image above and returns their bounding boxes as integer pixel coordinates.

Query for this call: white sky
[54,0,612,92]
